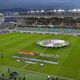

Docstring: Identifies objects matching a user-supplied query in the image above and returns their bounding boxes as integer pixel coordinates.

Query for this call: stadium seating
[15,27,80,33]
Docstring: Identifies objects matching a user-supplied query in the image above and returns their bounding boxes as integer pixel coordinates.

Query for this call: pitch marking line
[22,64,29,69]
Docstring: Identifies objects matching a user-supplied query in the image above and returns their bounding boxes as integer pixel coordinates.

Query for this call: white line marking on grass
[22,64,29,69]
[0,65,73,80]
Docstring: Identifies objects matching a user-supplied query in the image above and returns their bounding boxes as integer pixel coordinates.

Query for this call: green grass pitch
[0,32,80,80]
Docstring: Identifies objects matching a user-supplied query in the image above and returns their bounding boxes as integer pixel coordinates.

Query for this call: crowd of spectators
[16,17,80,29]
[0,68,26,80]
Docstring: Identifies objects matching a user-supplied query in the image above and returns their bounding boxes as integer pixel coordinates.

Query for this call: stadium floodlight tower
[72,9,77,12]
[58,9,65,13]
[53,9,57,12]
[0,13,4,25]
[41,10,44,13]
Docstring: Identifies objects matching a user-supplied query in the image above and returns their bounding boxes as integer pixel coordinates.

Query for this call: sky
[0,0,80,10]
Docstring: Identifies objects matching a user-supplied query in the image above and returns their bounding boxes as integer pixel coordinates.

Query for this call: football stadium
[0,11,80,80]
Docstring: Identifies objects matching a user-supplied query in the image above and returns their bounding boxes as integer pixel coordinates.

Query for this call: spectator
[19,77,22,80]
[51,77,54,80]
[55,77,58,80]
[47,75,50,80]
[7,68,10,73]
[23,77,26,80]
[0,53,4,59]
[2,73,4,77]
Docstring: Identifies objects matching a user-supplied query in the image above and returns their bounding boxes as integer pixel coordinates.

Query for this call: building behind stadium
[0,13,4,24]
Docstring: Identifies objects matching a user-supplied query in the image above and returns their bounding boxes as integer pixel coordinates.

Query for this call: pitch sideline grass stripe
[0,65,73,80]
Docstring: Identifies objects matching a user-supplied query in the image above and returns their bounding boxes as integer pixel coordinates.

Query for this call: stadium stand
[0,12,80,36]
[16,17,80,28]
[0,12,80,34]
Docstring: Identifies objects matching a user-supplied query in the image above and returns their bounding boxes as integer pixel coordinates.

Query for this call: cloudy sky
[0,0,80,10]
